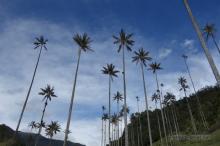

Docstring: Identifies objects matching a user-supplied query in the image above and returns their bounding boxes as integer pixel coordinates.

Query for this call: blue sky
[0,0,220,146]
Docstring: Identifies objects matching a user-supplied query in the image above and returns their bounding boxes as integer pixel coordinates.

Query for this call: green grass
[153,129,220,146]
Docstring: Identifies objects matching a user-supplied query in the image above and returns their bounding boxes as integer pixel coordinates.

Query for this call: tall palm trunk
[117,102,120,146]
[140,63,153,146]
[183,0,220,86]
[183,91,197,134]
[35,99,48,146]
[15,46,43,135]
[155,72,168,146]
[101,118,104,146]
[170,106,179,138]
[136,122,140,146]
[136,99,143,146]
[183,57,208,130]
[109,76,112,146]
[173,105,180,133]
[122,46,129,146]
[211,34,220,54]
[155,103,163,146]
[63,48,82,146]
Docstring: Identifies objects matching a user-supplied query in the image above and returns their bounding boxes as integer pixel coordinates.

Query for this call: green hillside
[118,86,220,146]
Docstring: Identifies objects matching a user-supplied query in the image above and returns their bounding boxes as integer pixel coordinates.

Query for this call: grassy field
[153,129,220,146]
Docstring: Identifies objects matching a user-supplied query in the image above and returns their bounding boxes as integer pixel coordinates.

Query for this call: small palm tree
[149,62,168,146]
[113,91,123,146]
[151,93,163,146]
[29,121,37,132]
[102,113,109,146]
[63,33,93,146]
[102,64,119,146]
[132,48,153,146]
[35,85,57,146]
[164,92,179,138]
[135,96,143,146]
[203,24,220,54]
[113,29,134,146]
[182,54,208,130]
[178,77,197,134]
[15,36,48,135]
[45,121,61,146]
[101,106,106,146]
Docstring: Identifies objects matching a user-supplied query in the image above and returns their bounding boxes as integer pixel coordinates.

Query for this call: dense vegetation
[117,86,220,146]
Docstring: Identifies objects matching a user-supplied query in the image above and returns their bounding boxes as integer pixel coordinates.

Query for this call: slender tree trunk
[183,0,220,86]
[136,99,143,146]
[140,63,153,146]
[109,76,112,146]
[136,122,140,146]
[212,34,220,54]
[35,99,48,146]
[155,103,163,146]
[117,102,120,146]
[63,48,82,146]
[183,57,209,130]
[184,91,197,134]
[155,72,168,146]
[104,121,107,146]
[101,119,104,146]
[173,105,180,134]
[15,47,43,135]
[170,106,179,138]
[122,46,129,146]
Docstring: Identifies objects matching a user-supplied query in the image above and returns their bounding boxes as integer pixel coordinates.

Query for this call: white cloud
[158,48,172,59]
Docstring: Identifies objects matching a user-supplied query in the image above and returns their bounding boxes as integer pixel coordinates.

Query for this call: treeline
[118,86,220,145]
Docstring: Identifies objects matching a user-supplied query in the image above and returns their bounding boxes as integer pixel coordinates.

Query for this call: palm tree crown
[46,121,61,138]
[113,91,123,103]
[34,36,48,50]
[102,113,109,121]
[203,24,216,41]
[102,64,119,80]
[151,93,159,103]
[73,33,93,52]
[132,48,152,66]
[39,85,57,101]
[113,29,134,52]
[164,92,176,106]
[178,77,189,92]
[29,121,37,130]
[149,62,162,73]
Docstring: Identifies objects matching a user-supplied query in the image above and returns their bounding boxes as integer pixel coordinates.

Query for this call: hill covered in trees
[118,86,220,146]
[0,124,85,146]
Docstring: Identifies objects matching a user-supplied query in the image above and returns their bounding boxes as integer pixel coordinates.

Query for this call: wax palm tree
[101,106,106,146]
[35,85,57,146]
[113,29,134,146]
[182,54,208,130]
[102,64,119,146]
[113,91,123,146]
[111,114,119,146]
[15,36,48,135]
[149,62,168,146]
[103,113,109,146]
[135,96,143,146]
[164,92,179,138]
[151,93,163,146]
[178,77,197,134]
[63,33,93,146]
[45,121,61,146]
[203,24,220,54]
[29,121,37,132]
[132,48,153,146]
[183,0,220,85]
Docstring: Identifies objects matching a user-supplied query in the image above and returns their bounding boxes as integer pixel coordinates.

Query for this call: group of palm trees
[10,1,220,146]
